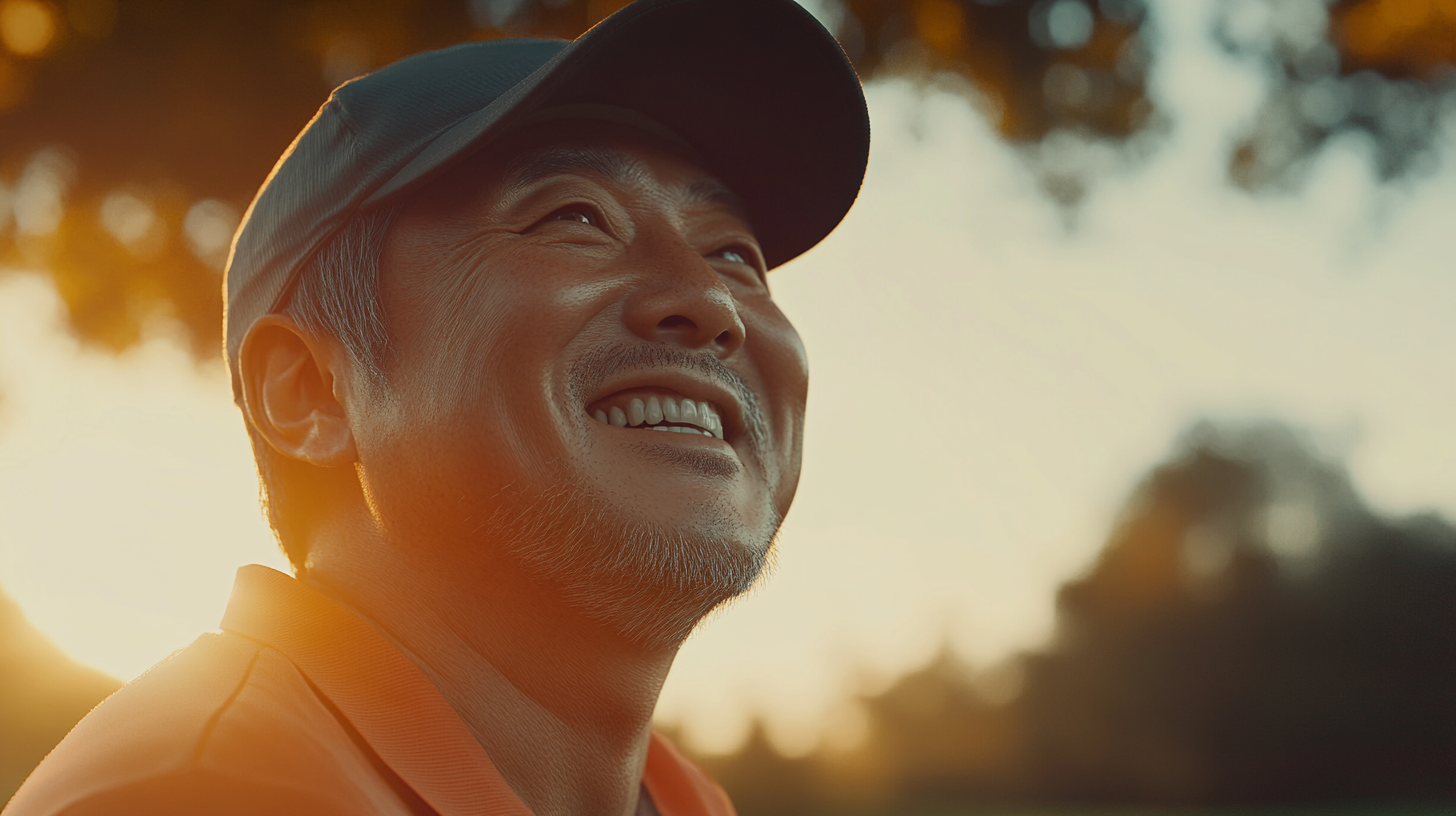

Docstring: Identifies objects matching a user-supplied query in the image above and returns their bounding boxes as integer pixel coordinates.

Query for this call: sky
[1,0,1454,756]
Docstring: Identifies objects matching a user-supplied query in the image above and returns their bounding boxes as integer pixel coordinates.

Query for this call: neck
[307,529,678,816]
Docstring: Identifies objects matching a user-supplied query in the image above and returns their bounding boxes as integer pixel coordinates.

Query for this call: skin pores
[344,120,809,644]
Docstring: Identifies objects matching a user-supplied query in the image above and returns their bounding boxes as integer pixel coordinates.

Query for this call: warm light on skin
[234,121,811,814]
[2,0,1455,755]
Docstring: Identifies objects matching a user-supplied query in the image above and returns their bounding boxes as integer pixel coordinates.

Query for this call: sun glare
[0,278,287,681]
[0,0,1454,757]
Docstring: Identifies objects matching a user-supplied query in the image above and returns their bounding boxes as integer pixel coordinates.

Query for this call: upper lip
[586,369,747,444]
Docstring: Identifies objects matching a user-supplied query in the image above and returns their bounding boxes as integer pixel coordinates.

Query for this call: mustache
[568,343,768,448]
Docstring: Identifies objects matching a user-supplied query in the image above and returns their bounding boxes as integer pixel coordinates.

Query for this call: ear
[238,315,358,468]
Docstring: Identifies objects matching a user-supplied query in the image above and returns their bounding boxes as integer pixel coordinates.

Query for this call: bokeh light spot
[469,0,527,29]
[98,190,155,247]
[0,0,56,57]
[182,198,240,269]
[0,180,13,232]
[1043,0,1094,50]
[1044,62,1091,109]
[1297,77,1352,127]
[1265,502,1321,560]
[1182,524,1236,591]
[12,148,73,236]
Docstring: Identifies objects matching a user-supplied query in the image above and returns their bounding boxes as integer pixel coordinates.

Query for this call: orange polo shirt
[4,565,735,816]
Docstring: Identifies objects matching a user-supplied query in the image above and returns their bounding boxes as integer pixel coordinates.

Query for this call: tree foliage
[1217,0,1456,189]
[1018,422,1456,805]
[695,421,1456,813]
[823,0,1160,206]
[2,1,1450,363]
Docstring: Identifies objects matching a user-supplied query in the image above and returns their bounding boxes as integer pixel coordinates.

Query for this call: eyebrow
[503,146,641,188]
[498,146,750,217]
[681,177,747,213]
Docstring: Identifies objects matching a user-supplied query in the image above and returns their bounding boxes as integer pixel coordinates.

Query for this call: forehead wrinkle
[680,177,746,214]
[492,144,748,223]
[500,145,646,192]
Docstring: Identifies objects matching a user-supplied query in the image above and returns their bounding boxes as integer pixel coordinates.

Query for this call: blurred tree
[692,420,1456,813]
[0,0,622,362]
[0,0,1159,364]
[696,652,1025,816]
[695,721,824,816]
[1018,421,1456,805]
[0,1,1451,364]
[0,585,121,804]
[1216,0,1456,189]
[816,0,1161,205]
[833,648,1025,808]
[4,417,1455,810]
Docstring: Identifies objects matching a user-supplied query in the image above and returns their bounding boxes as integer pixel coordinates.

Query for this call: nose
[622,240,746,357]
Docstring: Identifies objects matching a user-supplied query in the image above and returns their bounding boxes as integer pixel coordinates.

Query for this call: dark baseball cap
[223,0,871,400]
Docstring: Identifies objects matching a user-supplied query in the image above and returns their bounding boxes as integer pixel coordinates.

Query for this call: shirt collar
[220,565,729,816]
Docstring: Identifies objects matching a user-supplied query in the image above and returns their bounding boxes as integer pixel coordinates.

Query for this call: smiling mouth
[588,388,725,439]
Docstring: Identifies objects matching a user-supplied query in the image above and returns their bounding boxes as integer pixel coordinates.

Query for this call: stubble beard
[485,478,779,650]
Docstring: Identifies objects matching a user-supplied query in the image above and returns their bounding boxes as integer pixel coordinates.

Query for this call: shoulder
[4,632,422,816]
[644,731,737,816]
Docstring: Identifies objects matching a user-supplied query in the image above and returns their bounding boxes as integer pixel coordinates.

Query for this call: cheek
[386,246,513,415]
[746,307,810,498]
[383,246,617,470]
[390,245,562,409]
[752,303,810,417]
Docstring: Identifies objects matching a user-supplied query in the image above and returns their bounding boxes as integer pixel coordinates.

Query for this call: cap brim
[363,0,869,270]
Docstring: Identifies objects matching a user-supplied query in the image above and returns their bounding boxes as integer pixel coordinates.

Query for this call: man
[4,0,868,814]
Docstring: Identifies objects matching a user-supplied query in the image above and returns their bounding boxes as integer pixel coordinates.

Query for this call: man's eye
[535,205,600,229]
[713,246,762,267]
[711,245,768,287]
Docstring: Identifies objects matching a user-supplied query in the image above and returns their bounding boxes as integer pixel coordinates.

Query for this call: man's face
[350,120,808,643]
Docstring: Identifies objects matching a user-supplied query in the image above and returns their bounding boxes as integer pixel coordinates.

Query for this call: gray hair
[283,206,398,379]
[248,205,399,571]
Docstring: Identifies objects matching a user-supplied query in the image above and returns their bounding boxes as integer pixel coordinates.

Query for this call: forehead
[406,119,749,222]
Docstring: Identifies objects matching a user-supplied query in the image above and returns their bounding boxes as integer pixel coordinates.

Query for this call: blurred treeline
[686,421,1456,815]
[0,589,120,803]
[1,0,1453,365]
[3,0,1456,809]
[7,419,1454,810]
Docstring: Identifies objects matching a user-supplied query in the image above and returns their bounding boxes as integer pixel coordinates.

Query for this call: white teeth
[593,395,725,440]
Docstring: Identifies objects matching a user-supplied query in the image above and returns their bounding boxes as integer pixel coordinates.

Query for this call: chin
[488,478,779,650]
